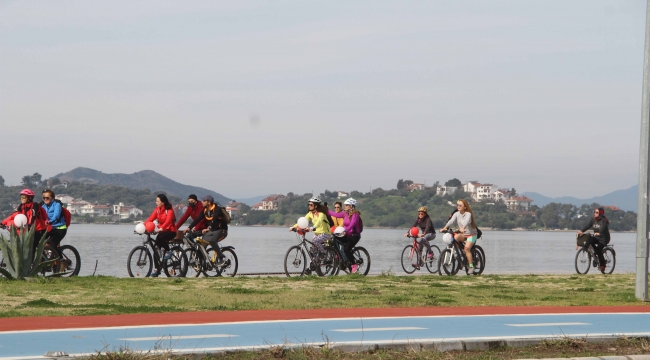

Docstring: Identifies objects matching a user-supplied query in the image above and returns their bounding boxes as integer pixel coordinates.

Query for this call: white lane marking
[506,322,590,327]
[333,327,426,332]
[120,334,237,341]
[0,312,647,335]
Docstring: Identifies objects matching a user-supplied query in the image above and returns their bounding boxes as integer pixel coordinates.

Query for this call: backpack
[40,199,72,227]
[220,206,231,224]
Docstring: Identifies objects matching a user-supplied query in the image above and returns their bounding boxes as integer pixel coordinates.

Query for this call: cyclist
[40,189,67,245]
[404,206,436,269]
[291,197,332,264]
[176,194,205,238]
[577,207,610,272]
[188,195,228,264]
[145,194,177,277]
[1,189,49,258]
[329,198,362,273]
[330,202,344,227]
[441,199,478,272]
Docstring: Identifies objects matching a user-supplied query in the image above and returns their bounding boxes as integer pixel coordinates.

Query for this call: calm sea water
[26,224,644,277]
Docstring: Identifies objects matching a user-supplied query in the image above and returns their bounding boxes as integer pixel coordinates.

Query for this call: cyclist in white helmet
[329,197,363,273]
[290,196,333,269]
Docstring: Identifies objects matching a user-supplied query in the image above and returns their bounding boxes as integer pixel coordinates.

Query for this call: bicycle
[400,233,441,274]
[574,233,615,274]
[321,235,371,276]
[127,231,188,278]
[181,231,238,277]
[284,228,335,277]
[438,229,485,276]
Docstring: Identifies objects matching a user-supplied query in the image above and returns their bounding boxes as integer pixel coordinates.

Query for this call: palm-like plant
[0,225,57,280]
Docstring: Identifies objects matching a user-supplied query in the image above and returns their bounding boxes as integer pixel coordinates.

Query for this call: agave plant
[0,225,57,280]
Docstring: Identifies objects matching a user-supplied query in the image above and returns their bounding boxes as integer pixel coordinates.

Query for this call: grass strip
[0,274,646,318]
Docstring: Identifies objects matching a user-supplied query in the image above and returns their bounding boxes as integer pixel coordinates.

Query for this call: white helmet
[442,233,454,244]
[344,198,357,207]
[308,196,322,204]
[333,226,345,237]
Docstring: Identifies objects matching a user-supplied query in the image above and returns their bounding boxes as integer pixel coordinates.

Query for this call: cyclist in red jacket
[145,194,177,277]
[176,194,205,236]
[1,189,49,259]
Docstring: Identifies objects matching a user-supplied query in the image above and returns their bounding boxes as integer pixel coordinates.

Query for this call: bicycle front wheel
[58,245,81,277]
[217,248,238,277]
[316,246,338,277]
[469,247,484,275]
[439,248,459,276]
[473,245,486,271]
[203,247,221,277]
[425,245,442,275]
[163,246,187,278]
[601,247,616,274]
[284,245,306,277]
[127,246,153,278]
[183,248,203,278]
[400,245,418,274]
[575,248,591,274]
[352,247,371,276]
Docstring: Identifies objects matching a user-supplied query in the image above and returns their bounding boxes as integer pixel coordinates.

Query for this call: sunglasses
[334,206,341,209]
[20,195,28,199]
[457,204,463,207]
[42,196,52,200]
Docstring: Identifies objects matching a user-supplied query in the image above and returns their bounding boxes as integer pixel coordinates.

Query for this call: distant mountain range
[523,185,638,212]
[54,167,230,205]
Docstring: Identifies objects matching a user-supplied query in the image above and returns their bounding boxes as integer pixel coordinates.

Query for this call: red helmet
[20,189,35,197]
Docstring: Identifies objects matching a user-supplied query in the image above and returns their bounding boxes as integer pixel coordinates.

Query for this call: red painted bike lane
[1,305,648,332]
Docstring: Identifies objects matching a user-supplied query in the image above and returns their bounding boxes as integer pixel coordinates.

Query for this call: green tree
[30,173,42,186]
[0,175,4,187]
[21,175,35,188]
[48,177,61,187]
[396,179,404,190]
[445,178,462,187]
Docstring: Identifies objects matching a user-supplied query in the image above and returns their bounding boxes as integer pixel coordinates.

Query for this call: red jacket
[2,202,48,232]
[147,206,177,232]
[175,202,205,230]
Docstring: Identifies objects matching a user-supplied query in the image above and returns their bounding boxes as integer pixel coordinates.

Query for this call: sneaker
[163,252,172,261]
[304,268,312,275]
[427,253,433,260]
[599,265,606,272]
[351,264,359,274]
[412,262,420,270]
[468,264,475,274]
[151,269,160,277]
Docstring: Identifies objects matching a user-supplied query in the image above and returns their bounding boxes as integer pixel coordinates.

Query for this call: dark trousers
[46,228,67,248]
[203,229,228,258]
[155,231,176,252]
[32,230,47,260]
[585,235,606,267]
[339,234,361,265]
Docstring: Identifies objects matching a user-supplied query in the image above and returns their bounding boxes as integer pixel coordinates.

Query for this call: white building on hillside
[476,183,498,201]
[56,194,75,204]
[67,200,91,215]
[493,189,510,202]
[436,185,457,196]
[113,202,144,219]
[505,196,534,211]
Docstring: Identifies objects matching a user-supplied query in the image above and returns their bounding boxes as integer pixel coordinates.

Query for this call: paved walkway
[0,306,648,359]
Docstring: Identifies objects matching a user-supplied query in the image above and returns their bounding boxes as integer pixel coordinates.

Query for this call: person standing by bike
[577,207,610,272]
[188,195,228,264]
[404,206,436,269]
[329,198,362,273]
[1,189,49,259]
[176,194,205,237]
[146,194,177,277]
[441,199,478,272]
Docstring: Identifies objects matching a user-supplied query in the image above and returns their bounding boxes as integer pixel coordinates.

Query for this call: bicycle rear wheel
[284,245,306,277]
[351,247,371,276]
[425,245,441,275]
[216,248,238,277]
[58,245,81,277]
[183,248,203,278]
[601,247,616,274]
[400,245,418,274]
[163,246,187,277]
[575,248,591,274]
[439,248,459,275]
[127,246,153,278]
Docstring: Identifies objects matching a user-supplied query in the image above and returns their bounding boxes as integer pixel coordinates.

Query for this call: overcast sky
[0,0,646,199]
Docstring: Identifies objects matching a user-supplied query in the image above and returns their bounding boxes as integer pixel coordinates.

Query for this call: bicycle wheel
[314,246,337,277]
[400,245,418,274]
[425,245,442,275]
[473,245,486,270]
[351,247,371,276]
[601,247,616,274]
[284,245,306,277]
[439,248,459,275]
[575,248,591,274]
[40,245,58,276]
[58,245,81,277]
[469,247,484,275]
[163,246,187,278]
[127,246,153,278]
[183,248,203,278]
[216,248,238,277]
[203,247,221,277]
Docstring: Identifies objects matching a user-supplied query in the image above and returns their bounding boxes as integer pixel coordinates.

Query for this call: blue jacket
[43,200,66,228]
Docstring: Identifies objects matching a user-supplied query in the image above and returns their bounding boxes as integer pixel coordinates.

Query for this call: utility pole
[636,0,650,301]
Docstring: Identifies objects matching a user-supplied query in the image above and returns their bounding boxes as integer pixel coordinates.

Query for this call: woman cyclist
[41,189,68,248]
[145,194,177,277]
[290,196,332,262]
[441,199,478,272]
[577,207,610,272]
[1,189,49,258]
[404,206,435,269]
[329,198,362,273]
[188,195,229,264]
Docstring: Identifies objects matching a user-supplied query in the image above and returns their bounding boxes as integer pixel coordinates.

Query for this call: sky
[0,0,647,199]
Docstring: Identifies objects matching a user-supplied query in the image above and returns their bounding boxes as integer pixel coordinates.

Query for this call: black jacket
[581,217,610,243]
[189,204,228,231]
[412,216,435,235]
